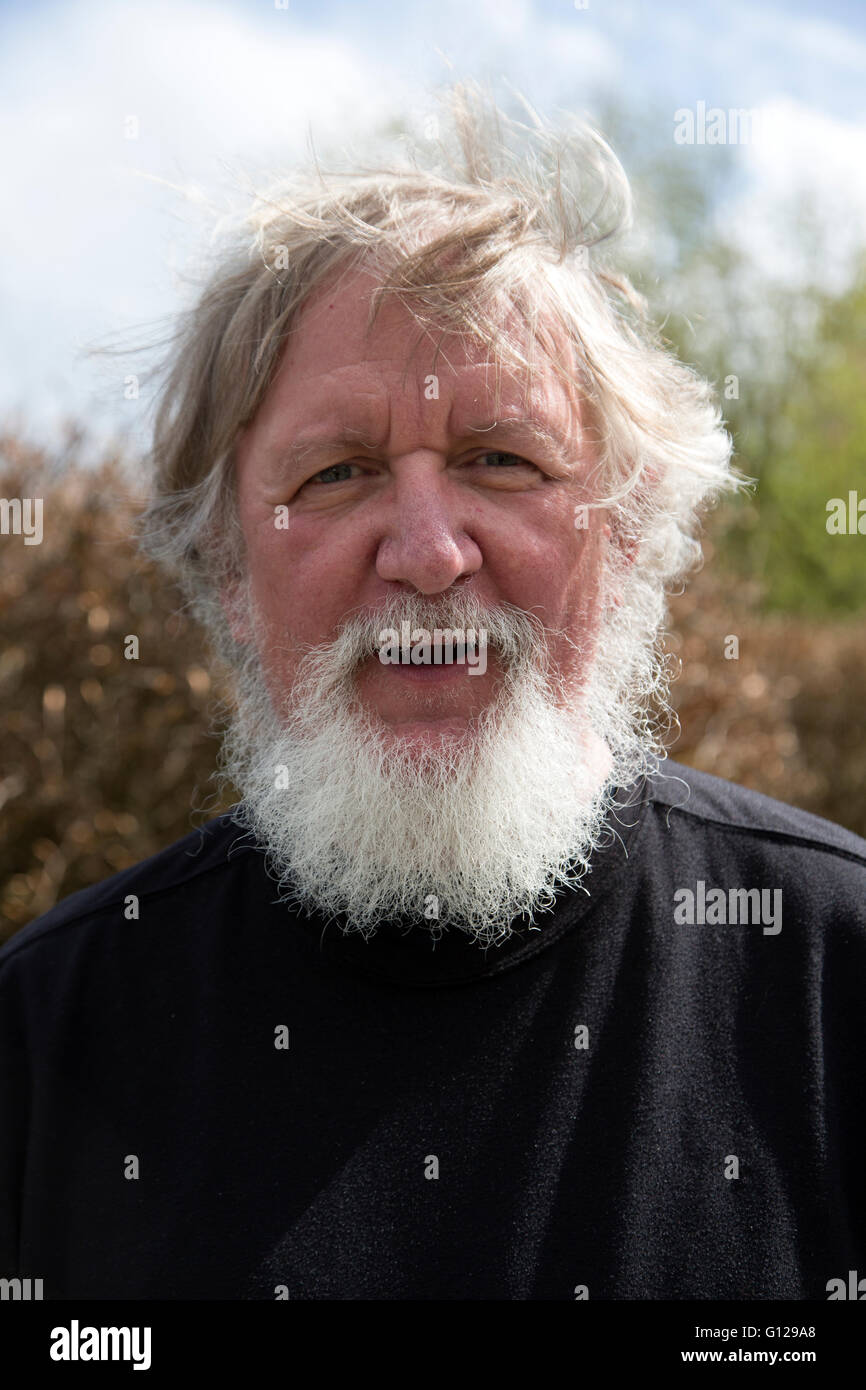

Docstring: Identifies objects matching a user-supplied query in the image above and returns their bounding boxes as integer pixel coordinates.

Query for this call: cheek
[244,524,362,653]
[238,491,304,601]
[499,522,608,628]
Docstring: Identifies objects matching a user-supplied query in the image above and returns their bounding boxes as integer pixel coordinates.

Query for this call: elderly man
[1,86,865,1303]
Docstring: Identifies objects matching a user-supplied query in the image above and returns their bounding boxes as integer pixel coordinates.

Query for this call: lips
[369,642,476,665]
[376,654,470,681]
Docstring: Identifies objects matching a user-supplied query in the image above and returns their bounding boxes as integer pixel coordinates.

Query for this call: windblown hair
[138,80,742,671]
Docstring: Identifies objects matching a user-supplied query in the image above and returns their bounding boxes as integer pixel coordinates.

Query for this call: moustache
[322,593,546,676]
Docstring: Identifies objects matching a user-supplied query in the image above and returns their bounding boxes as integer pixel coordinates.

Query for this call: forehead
[257,261,580,429]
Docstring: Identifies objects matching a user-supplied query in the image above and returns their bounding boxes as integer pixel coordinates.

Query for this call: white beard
[218,585,660,946]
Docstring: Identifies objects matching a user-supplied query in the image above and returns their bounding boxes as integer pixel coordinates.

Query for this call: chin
[375,713,479,745]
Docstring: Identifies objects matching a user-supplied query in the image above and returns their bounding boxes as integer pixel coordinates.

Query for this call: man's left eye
[310,463,359,485]
[476,451,533,468]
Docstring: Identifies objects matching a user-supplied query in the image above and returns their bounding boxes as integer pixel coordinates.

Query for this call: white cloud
[0,0,411,444]
[726,98,866,291]
[764,11,866,78]
[0,0,864,448]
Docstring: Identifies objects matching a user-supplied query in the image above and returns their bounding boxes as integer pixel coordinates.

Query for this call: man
[1,85,864,1301]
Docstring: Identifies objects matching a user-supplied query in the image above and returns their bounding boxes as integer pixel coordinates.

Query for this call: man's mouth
[363,648,477,682]
[369,622,490,677]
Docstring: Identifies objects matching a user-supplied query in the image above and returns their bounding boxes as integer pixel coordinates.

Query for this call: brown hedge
[2,432,864,944]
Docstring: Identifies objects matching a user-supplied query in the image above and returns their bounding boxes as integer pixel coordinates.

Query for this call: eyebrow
[460,417,577,471]
[266,416,578,478]
[266,428,382,478]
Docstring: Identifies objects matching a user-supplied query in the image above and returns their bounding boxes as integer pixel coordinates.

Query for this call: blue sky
[1,0,865,451]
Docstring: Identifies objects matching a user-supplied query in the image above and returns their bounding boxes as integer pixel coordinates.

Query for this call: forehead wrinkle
[262,352,583,478]
[267,386,392,461]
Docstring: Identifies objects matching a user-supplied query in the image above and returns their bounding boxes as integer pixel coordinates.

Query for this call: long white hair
[137,78,742,655]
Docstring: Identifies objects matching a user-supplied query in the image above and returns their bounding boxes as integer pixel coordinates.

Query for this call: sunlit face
[230,262,613,750]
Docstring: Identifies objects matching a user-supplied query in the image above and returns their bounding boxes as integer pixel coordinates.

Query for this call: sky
[1,0,865,454]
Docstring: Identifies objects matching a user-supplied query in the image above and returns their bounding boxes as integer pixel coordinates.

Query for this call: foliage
[1,441,864,945]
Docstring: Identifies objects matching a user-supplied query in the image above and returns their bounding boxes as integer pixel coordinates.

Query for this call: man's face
[231,263,611,748]
[218,262,645,939]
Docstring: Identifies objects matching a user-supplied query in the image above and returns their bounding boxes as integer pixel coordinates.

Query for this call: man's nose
[374,459,482,594]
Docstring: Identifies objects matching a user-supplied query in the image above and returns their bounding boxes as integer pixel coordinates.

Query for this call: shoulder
[0,810,261,977]
[644,760,866,866]
[638,761,866,940]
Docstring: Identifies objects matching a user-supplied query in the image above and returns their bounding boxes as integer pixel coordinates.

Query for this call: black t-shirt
[1,760,865,1301]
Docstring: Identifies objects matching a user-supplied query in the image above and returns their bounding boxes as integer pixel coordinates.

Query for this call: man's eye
[476,450,534,468]
[306,453,534,487]
[309,463,359,485]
